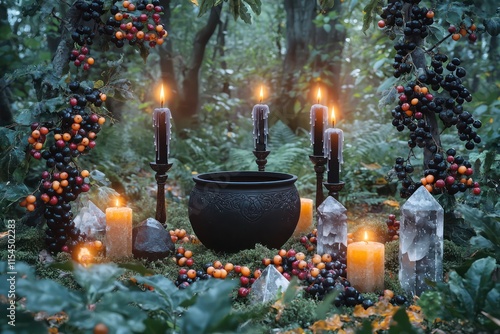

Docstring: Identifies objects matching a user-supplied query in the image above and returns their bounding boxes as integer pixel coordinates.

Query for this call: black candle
[324,127,344,183]
[252,89,269,152]
[153,85,171,164]
[310,104,328,156]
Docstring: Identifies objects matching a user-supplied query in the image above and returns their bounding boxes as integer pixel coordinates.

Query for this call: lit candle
[105,199,133,258]
[323,106,343,183]
[77,246,92,266]
[310,88,328,156]
[153,84,172,164]
[293,198,314,237]
[252,86,270,151]
[347,231,385,293]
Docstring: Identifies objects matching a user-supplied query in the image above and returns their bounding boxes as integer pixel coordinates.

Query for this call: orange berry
[26,195,36,204]
[420,86,428,94]
[31,130,40,139]
[213,260,222,269]
[426,10,434,19]
[310,268,320,277]
[71,123,80,131]
[425,184,433,192]
[316,262,326,270]
[34,142,43,150]
[321,253,332,262]
[421,177,427,186]
[127,3,136,11]
[74,115,83,123]
[452,33,461,41]
[184,250,193,258]
[212,269,222,278]
[295,252,306,261]
[54,134,62,140]
[123,0,130,8]
[156,25,164,32]
[60,172,68,180]
[63,133,72,141]
[115,13,123,21]
[224,263,234,272]
[460,28,467,37]
[177,257,187,266]
[187,269,196,279]
[115,31,124,40]
[273,255,283,265]
[87,57,95,65]
[405,110,413,117]
[170,235,178,242]
[126,22,133,30]
[413,85,421,93]
[278,249,287,257]
[177,229,186,238]
[219,269,228,279]
[466,178,473,186]
[39,127,49,135]
[156,38,164,45]
[458,165,467,174]
[94,240,103,250]
[77,145,85,152]
[81,170,90,177]
[28,136,36,144]
[52,181,60,190]
[470,23,477,31]
[26,203,35,211]
[98,117,106,125]
[88,132,96,139]
[60,180,69,187]
[136,31,145,39]
[19,199,27,207]
[56,187,63,194]
[176,246,185,254]
[311,254,322,264]
[100,94,107,101]
[411,98,419,105]
[262,258,271,266]
[425,174,435,184]
[384,289,395,300]
[275,265,284,273]
[240,266,251,277]
[298,260,307,270]
[81,137,89,146]
[401,103,410,111]
[206,266,215,275]
[253,269,262,279]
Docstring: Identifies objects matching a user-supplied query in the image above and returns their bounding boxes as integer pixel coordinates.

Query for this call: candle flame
[160,84,165,107]
[77,247,92,265]
[364,231,369,241]
[331,106,336,127]
[316,88,321,104]
[259,86,264,103]
[115,199,120,207]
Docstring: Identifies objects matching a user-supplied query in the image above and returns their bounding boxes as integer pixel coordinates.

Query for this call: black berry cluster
[386,214,400,240]
[21,80,107,254]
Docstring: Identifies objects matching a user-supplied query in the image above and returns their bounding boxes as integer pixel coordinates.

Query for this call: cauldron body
[188,171,301,252]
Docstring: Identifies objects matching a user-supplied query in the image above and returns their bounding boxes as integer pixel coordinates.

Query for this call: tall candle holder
[309,155,328,208]
[323,181,345,201]
[150,162,173,227]
[253,150,270,171]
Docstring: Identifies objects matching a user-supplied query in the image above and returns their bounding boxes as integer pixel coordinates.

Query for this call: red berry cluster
[386,214,400,241]
[448,23,478,43]
[299,228,318,252]
[70,46,95,71]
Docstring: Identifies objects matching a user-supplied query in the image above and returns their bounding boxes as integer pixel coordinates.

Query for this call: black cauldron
[188,171,300,252]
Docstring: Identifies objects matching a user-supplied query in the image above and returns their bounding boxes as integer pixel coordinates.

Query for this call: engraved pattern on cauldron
[191,187,299,223]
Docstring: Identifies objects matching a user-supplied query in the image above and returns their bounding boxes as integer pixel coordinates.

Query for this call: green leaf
[319,0,336,11]
[448,271,474,317]
[72,263,125,304]
[323,24,331,33]
[463,256,496,314]
[243,0,261,15]
[355,320,373,334]
[180,279,237,333]
[484,284,500,317]
[484,17,500,36]
[16,277,84,315]
[94,80,105,89]
[198,0,216,17]
[418,290,445,323]
[239,2,252,24]
[362,0,380,33]
[388,307,419,334]
[14,110,32,125]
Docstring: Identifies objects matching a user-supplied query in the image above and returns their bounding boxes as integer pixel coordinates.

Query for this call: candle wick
[161,101,164,108]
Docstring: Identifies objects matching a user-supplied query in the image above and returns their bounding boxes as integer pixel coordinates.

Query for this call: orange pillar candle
[293,198,314,237]
[105,201,133,258]
[347,231,384,293]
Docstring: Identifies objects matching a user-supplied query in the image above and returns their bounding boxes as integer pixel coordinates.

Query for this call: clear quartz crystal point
[316,196,347,254]
[249,265,290,304]
[399,186,444,297]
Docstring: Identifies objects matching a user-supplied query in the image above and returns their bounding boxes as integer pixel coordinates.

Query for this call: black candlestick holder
[323,181,345,201]
[150,162,173,227]
[309,155,328,209]
[253,150,270,171]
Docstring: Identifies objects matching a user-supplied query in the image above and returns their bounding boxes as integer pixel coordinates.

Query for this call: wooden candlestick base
[253,150,270,171]
[323,181,345,201]
[150,162,173,227]
[309,155,328,209]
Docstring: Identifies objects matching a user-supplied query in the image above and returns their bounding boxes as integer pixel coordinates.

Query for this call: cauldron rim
[192,171,297,187]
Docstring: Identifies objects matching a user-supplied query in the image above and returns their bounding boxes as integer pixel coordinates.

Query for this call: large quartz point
[249,265,290,304]
[399,186,444,297]
[316,196,347,255]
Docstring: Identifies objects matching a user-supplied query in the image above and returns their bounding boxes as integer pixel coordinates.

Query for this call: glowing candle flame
[160,84,165,108]
[78,247,92,265]
[331,106,336,127]
[317,88,321,104]
[364,231,369,241]
[115,199,119,207]
[259,86,264,103]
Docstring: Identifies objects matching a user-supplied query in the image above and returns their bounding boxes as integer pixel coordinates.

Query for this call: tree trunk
[0,5,13,126]
[213,14,230,95]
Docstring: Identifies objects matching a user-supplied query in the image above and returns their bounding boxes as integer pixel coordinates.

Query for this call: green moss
[384,240,399,274]
[443,239,470,273]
